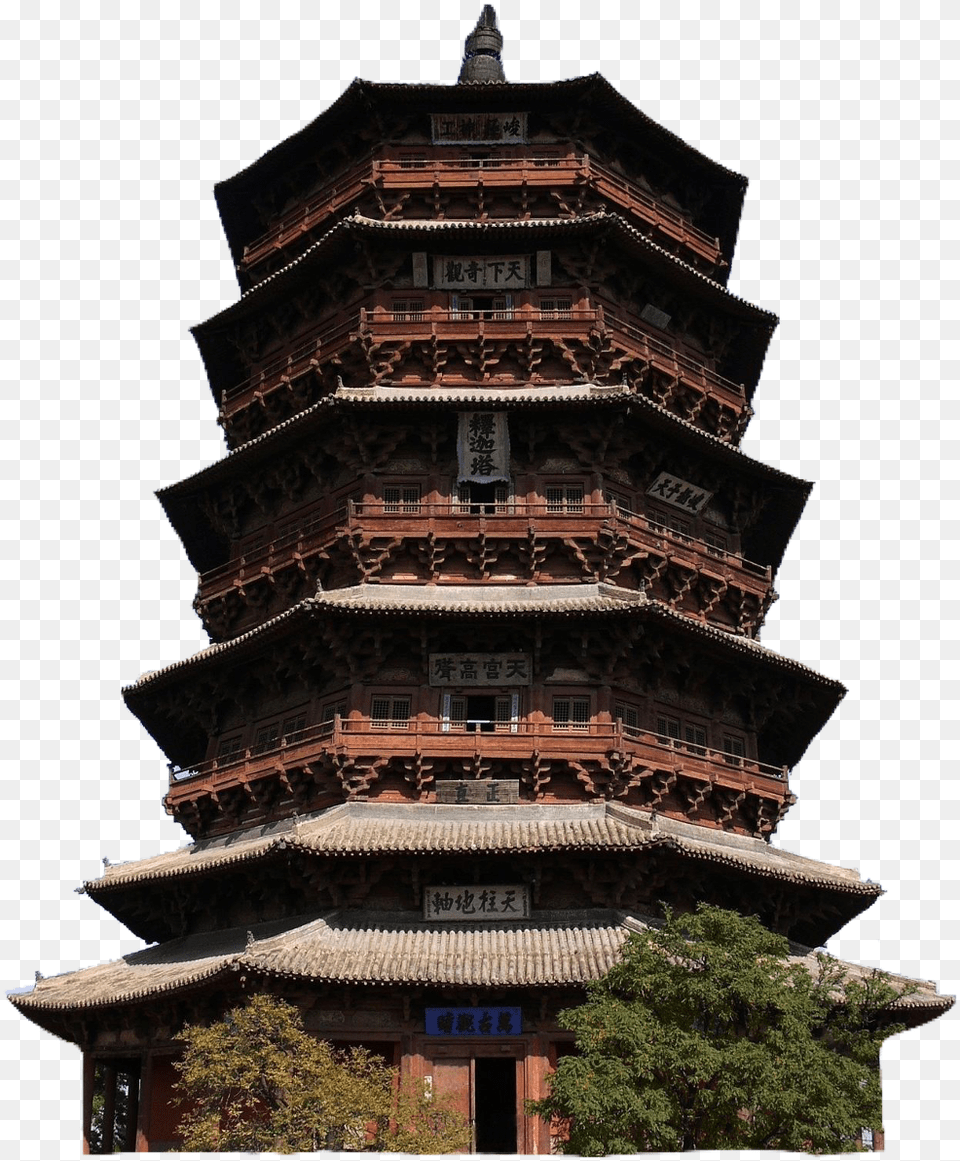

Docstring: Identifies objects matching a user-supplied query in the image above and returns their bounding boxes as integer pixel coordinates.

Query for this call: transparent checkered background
[1,2,956,1159]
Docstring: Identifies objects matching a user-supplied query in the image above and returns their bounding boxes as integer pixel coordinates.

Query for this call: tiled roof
[122,584,843,695]
[195,212,774,333]
[12,904,951,1031]
[86,803,875,898]
[157,384,807,502]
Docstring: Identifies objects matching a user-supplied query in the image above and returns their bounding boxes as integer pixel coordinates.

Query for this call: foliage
[528,905,909,1155]
[89,1065,130,1153]
[173,994,470,1153]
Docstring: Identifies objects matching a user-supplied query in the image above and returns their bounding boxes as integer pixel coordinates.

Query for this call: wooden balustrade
[166,717,788,799]
[196,501,771,603]
[238,151,725,277]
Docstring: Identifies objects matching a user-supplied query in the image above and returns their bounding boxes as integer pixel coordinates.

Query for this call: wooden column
[134,1052,154,1153]
[81,1052,95,1155]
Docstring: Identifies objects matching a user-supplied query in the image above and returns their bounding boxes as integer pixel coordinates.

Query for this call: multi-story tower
[11,9,951,1154]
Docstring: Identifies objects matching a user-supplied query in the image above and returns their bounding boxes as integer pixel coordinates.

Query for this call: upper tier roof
[192,213,776,406]
[213,76,748,279]
[157,387,810,578]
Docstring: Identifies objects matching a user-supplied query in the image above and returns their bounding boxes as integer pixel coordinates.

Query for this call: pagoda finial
[458,5,506,84]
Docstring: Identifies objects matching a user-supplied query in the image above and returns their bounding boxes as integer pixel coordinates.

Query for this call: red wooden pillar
[135,1052,154,1152]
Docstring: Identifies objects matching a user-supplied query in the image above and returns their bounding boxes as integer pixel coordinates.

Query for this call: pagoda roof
[12,901,951,1041]
[192,213,775,403]
[157,387,810,576]
[87,802,880,919]
[124,582,841,697]
[213,74,748,273]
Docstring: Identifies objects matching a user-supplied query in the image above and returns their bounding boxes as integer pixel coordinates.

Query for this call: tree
[173,994,469,1154]
[528,905,909,1155]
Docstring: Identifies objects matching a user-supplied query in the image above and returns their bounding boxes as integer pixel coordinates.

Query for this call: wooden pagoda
[12,8,952,1153]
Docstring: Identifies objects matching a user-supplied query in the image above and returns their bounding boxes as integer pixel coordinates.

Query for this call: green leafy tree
[173,994,469,1153]
[529,905,909,1155]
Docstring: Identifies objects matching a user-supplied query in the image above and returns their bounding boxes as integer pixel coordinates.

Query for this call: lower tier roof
[11,903,951,1042]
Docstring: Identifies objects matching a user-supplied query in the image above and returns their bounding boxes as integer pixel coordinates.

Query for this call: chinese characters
[433,255,529,289]
[645,471,713,515]
[430,112,527,143]
[423,884,530,920]
[429,653,531,687]
[425,1006,521,1036]
[457,412,509,484]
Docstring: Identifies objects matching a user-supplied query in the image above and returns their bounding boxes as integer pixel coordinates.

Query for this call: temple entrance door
[429,1049,520,1154]
[474,1057,517,1153]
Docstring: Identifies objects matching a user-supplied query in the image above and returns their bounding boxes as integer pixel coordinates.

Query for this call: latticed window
[281,714,307,744]
[650,508,692,538]
[399,153,426,169]
[253,723,280,754]
[722,733,746,765]
[553,697,590,730]
[614,703,639,733]
[545,484,584,513]
[216,735,244,763]
[383,485,421,513]
[683,724,707,755]
[322,700,347,723]
[539,297,573,319]
[704,530,727,555]
[606,490,633,517]
[371,697,411,728]
[391,299,424,321]
[656,714,681,742]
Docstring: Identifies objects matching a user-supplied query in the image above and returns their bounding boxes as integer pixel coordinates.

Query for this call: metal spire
[457,5,506,84]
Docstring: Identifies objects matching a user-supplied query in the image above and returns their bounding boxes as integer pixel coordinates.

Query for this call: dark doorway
[466,695,495,733]
[474,1057,517,1153]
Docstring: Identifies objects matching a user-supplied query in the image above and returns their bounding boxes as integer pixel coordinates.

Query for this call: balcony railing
[196,500,772,600]
[166,717,788,796]
[239,151,724,276]
[220,302,746,420]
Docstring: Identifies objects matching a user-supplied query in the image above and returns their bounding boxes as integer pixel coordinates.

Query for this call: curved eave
[85,804,882,946]
[12,907,951,1044]
[121,584,843,771]
[191,212,776,404]
[157,388,810,576]
[123,584,842,698]
[214,75,747,273]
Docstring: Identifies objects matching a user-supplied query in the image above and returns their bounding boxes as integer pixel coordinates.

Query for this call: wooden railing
[238,151,724,275]
[196,500,772,599]
[167,717,788,793]
[220,303,745,416]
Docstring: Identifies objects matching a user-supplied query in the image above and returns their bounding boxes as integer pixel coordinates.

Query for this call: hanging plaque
[425,1007,522,1036]
[431,112,527,144]
[457,412,509,483]
[423,884,530,920]
[433,255,529,289]
[430,653,531,686]
[646,472,712,515]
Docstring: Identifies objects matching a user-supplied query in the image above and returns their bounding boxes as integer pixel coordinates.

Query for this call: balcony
[196,500,772,606]
[220,303,746,422]
[165,716,788,808]
[238,152,725,280]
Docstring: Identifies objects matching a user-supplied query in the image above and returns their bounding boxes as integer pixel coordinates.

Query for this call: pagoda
[11,8,952,1154]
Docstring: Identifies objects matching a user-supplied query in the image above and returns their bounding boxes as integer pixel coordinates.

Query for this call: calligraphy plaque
[429,652,531,686]
[431,112,527,144]
[423,884,530,920]
[457,412,510,483]
[436,780,520,805]
[646,472,712,515]
[433,255,530,289]
[425,1007,522,1036]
